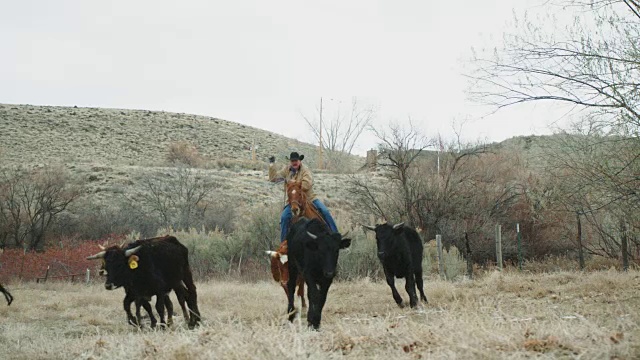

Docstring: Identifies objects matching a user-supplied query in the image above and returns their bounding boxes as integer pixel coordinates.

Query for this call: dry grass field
[1,270,638,359]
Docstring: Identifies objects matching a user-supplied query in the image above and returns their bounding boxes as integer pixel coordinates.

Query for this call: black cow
[87,236,201,329]
[97,248,188,328]
[363,222,428,308]
[286,217,351,330]
[1,283,13,306]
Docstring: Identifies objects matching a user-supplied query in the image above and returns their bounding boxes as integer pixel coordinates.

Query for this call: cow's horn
[393,222,405,230]
[307,231,318,240]
[362,225,376,231]
[124,246,142,257]
[98,244,106,250]
[265,250,278,258]
[86,251,106,260]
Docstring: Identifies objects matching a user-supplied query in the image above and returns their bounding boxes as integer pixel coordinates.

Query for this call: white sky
[1,0,570,156]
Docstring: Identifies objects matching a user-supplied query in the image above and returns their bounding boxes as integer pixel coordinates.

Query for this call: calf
[286,218,351,330]
[87,236,201,328]
[266,241,306,308]
[98,252,188,328]
[363,222,428,308]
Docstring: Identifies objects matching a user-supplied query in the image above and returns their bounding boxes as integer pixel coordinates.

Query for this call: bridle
[287,181,306,213]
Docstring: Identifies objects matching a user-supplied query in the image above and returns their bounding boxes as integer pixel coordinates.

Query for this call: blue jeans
[280,199,339,242]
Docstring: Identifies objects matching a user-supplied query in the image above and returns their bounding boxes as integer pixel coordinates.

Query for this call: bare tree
[469,1,639,126]
[0,170,25,248]
[139,166,214,230]
[469,0,640,264]
[349,121,432,227]
[302,97,377,169]
[541,129,640,261]
[0,166,81,250]
[350,123,532,265]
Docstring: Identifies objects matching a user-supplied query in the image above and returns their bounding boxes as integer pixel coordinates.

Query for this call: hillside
[0,103,344,167]
[0,103,564,230]
[0,103,371,222]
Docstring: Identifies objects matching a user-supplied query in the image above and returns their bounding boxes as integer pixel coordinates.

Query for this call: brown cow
[266,240,306,309]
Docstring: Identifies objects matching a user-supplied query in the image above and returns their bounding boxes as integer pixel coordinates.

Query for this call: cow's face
[87,245,141,290]
[364,223,404,260]
[305,231,351,278]
[102,249,130,290]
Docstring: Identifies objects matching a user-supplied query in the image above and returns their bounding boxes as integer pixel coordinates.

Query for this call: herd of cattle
[2,218,428,331]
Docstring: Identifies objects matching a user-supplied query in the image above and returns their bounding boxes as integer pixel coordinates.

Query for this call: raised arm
[268,156,288,182]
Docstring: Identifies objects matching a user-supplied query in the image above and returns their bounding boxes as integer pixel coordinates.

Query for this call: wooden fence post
[495,224,503,271]
[436,234,445,280]
[86,268,91,284]
[621,222,629,271]
[37,265,50,284]
[464,232,473,279]
[517,223,523,271]
[576,212,585,270]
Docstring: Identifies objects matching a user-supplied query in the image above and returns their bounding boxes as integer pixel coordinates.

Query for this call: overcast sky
[1,0,569,155]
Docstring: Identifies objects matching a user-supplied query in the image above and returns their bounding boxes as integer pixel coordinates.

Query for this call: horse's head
[286,180,306,218]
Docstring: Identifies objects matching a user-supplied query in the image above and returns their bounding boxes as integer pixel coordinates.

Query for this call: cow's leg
[297,275,306,308]
[286,265,299,322]
[0,285,13,306]
[184,289,201,329]
[154,293,167,328]
[183,270,202,329]
[123,293,139,326]
[405,272,419,308]
[164,294,175,326]
[281,281,289,300]
[305,278,322,330]
[312,279,332,330]
[173,285,190,322]
[138,298,156,328]
[384,269,404,307]
[415,268,428,303]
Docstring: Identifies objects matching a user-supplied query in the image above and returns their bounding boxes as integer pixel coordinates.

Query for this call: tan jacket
[268,163,316,201]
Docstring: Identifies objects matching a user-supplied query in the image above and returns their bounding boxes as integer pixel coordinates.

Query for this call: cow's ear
[305,240,319,251]
[340,238,351,249]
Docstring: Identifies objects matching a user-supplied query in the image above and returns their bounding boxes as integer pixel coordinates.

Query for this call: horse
[286,180,326,224]
[267,180,328,310]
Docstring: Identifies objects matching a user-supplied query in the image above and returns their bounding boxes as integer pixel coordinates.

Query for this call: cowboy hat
[286,152,304,161]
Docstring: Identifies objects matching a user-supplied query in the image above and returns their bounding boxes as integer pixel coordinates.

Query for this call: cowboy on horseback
[268,151,338,242]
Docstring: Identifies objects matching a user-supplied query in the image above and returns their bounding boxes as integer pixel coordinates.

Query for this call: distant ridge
[0,103,360,168]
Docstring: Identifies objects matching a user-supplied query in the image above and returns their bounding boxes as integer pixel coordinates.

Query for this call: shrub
[336,224,381,280]
[422,241,467,280]
[156,227,242,279]
[167,141,203,167]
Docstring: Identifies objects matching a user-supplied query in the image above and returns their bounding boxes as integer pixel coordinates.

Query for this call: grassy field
[1,270,638,359]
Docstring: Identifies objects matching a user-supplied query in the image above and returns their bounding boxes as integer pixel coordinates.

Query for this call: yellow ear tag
[128,255,139,270]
